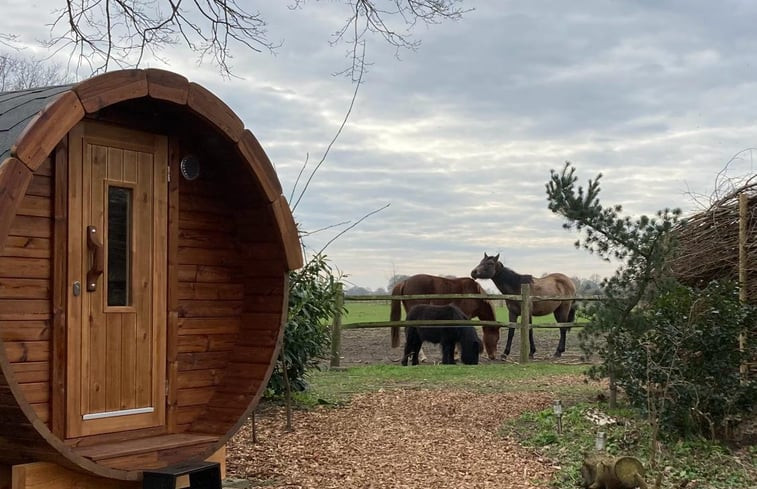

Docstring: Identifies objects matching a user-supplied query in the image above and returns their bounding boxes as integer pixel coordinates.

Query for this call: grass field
[341,300,589,326]
[306,363,590,404]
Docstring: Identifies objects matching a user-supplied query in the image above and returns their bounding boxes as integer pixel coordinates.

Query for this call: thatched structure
[671,178,757,302]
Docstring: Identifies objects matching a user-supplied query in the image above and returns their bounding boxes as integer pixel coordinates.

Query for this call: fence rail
[330,283,601,367]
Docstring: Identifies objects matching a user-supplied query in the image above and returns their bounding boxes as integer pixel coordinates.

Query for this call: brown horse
[470,253,576,359]
[390,274,499,360]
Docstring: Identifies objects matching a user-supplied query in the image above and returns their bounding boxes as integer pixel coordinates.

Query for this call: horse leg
[411,343,420,365]
[501,311,518,359]
[404,327,419,366]
[553,304,574,357]
[528,318,536,359]
[441,341,455,364]
[402,335,412,366]
[555,327,568,357]
[502,328,516,359]
[483,326,499,360]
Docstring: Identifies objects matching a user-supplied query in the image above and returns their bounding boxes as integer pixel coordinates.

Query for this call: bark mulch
[226,386,572,488]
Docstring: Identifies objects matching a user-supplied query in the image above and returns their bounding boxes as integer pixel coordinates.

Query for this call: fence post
[739,192,748,380]
[330,282,344,368]
[520,283,531,363]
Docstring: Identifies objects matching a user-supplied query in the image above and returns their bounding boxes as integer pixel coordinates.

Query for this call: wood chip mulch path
[226,384,576,488]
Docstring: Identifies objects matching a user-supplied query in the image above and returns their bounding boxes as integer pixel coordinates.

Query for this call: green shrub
[615,279,756,438]
[267,254,342,395]
[546,163,756,441]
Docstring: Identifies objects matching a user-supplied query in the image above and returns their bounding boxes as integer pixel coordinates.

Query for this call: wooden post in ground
[520,284,531,363]
[330,283,344,368]
[739,192,748,379]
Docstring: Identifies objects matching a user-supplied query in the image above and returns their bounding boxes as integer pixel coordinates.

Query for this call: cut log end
[580,454,647,489]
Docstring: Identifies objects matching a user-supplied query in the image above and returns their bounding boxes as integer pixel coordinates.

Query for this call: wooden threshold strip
[72,433,218,462]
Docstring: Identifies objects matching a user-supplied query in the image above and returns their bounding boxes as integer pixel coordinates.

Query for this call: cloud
[2,0,756,290]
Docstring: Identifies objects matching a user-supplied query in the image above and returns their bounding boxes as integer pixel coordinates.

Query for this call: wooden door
[66,121,168,438]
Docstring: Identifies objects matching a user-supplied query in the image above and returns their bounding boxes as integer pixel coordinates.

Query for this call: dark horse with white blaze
[471,253,576,359]
[390,274,499,360]
[402,304,481,365]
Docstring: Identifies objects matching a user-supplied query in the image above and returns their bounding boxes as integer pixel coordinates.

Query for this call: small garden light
[595,431,607,451]
[553,399,563,434]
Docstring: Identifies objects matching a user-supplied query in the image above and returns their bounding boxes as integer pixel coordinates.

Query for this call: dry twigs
[672,177,757,302]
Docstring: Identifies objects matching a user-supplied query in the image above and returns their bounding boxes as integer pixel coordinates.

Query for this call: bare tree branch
[46,0,276,76]
[0,51,76,91]
[317,203,391,255]
[35,1,468,77]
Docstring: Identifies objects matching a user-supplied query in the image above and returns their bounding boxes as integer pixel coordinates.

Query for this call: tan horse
[471,253,576,359]
[389,274,499,360]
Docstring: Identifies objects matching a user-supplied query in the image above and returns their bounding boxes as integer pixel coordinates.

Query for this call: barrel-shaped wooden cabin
[0,69,302,481]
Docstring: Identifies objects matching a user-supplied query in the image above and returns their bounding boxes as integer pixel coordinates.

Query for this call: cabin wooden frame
[0,69,302,482]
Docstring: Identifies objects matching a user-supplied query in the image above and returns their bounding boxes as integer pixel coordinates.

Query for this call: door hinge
[167,165,171,183]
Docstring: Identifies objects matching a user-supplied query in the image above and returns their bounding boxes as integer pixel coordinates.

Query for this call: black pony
[402,304,481,366]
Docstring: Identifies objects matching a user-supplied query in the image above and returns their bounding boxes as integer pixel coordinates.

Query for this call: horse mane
[494,262,533,289]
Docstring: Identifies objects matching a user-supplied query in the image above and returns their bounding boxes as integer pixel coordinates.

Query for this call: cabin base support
[142,461,221,489]
[6,462,139,489]
[1,446,226,489]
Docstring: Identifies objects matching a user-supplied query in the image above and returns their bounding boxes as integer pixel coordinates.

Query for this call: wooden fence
[329,283,603,367]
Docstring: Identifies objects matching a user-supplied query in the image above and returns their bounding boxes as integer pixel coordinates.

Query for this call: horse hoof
[500,353,508,361]
[529,354,535,360]
[553,352,562,358]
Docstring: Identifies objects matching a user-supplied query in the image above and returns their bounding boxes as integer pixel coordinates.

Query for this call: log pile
[670,179,757,302]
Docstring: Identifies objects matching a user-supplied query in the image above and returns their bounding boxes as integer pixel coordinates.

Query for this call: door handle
[86,225,104,292]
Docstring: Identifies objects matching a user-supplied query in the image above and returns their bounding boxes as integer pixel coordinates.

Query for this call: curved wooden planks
[73,70,149,114]
[145,69,190,106]
[187,274,288,453]
[187,83,244,143]
[237,130,283,203]
[11,91,84,172]
[0,69,300,480]
[0,331,138,481]
[0,157,33,250]
[271,195,304,270]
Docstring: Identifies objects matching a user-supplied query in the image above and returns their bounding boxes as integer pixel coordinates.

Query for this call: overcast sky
[3,1,757,291]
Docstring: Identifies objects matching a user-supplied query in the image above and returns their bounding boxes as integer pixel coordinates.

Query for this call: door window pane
[108,186,131,306]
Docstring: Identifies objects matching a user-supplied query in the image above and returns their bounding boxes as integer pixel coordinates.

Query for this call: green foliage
[618,279,757,437]
[505,402,757,488]
[267,254,343,395]
[545,162,755,440]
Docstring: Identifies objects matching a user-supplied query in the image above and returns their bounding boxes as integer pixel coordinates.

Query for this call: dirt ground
[223,328,592,488]
[336,325,588,366]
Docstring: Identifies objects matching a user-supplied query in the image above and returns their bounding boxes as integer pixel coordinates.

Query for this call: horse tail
[390,281,404,348]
